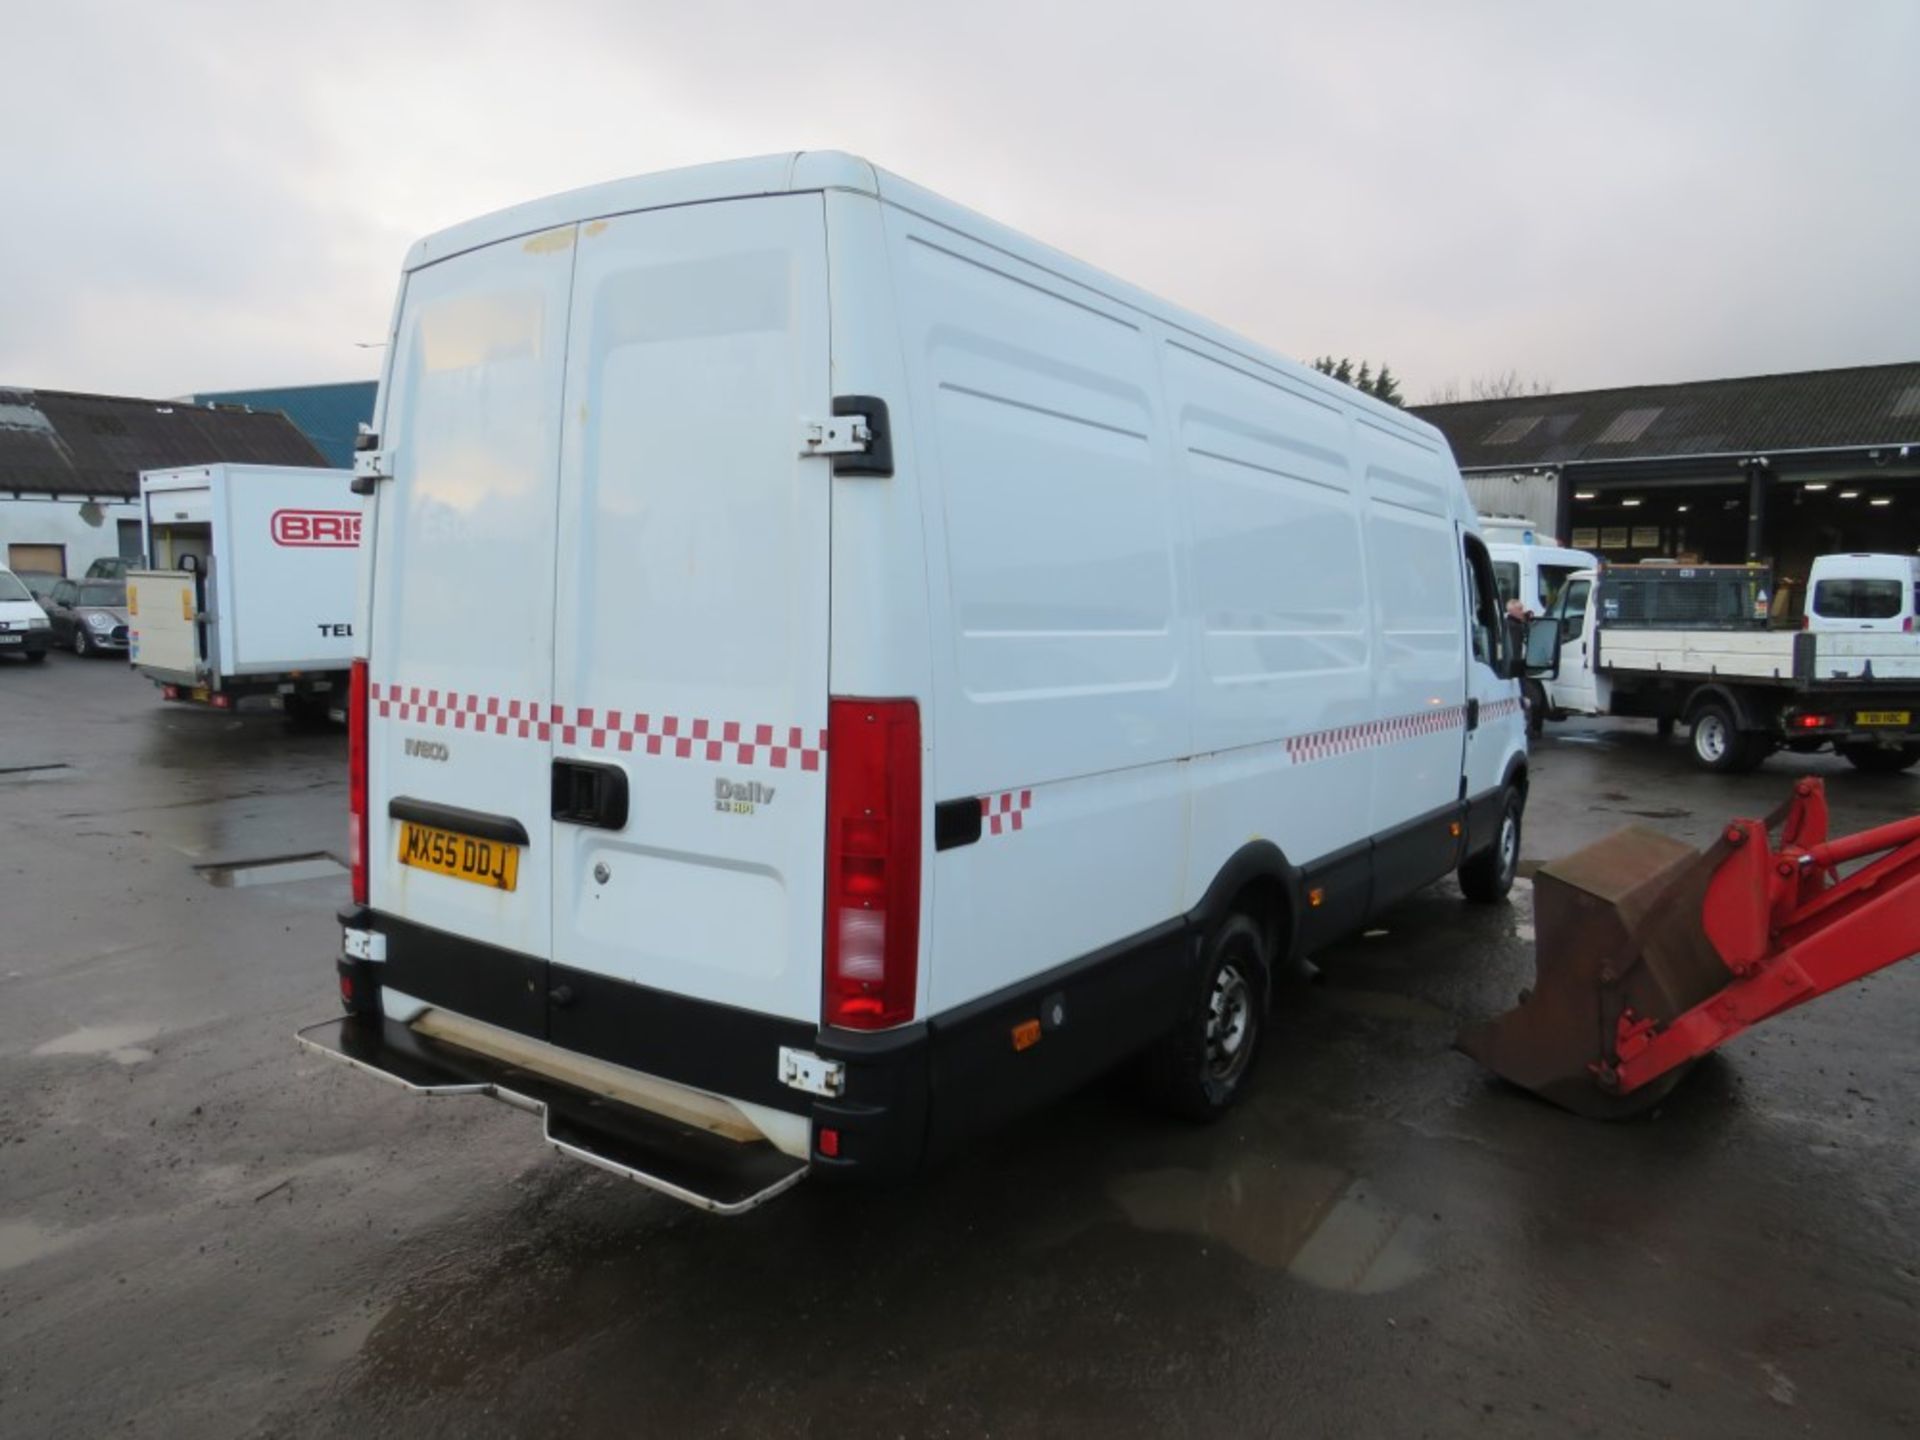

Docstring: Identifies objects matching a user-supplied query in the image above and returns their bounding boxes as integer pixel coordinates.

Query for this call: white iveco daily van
[301,153,1541,1213]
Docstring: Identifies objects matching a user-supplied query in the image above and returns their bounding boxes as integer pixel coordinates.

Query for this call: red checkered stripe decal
[1283,704,1470,765]
[1481,697,1524,722]
[980,789,1033,837]
[368,683,826,771]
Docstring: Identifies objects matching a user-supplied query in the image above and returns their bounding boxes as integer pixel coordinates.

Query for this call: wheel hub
[1206,964,1253,1083]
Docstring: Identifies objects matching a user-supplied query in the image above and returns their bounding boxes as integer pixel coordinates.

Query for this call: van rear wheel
[1142,913,1268,1121]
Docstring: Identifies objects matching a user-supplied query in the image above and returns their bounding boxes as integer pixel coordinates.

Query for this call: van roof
[399,151,1449,464]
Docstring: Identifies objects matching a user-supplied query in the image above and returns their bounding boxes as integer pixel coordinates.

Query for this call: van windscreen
[1812,578,1902,619]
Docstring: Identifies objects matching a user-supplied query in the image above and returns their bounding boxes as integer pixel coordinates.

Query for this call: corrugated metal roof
[1416,362,1920,469]
[0,388,328,499]
[190,381,377,468]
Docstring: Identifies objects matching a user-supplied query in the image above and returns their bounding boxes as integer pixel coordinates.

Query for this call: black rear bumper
[331,905,1197,1193]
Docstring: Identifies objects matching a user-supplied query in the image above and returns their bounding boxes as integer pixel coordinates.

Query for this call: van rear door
[365,226,577,969]
[547,195,833,1031]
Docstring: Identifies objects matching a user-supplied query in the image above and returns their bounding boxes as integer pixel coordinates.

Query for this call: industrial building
[1417,362,1920,618]
[0,388,325,579]
[191,381,376,469]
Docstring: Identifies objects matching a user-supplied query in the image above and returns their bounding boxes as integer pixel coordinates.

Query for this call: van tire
[1840,742,1920,774]
[1142,913,1267,1122]
[1458,787,1521,903]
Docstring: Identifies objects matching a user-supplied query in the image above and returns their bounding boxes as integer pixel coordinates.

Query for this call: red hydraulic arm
[1606,779,1920,1097]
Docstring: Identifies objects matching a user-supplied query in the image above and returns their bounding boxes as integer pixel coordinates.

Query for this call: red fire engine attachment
[1458,779,1920,1118]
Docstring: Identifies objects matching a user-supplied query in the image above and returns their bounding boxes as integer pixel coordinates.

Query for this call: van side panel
[1356,420,1468,894]
[884,210,1190,1014]
[1168,335,1376,910]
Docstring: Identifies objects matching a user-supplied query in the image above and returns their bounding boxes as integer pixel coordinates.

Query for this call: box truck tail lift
[1458,779,1920,1117]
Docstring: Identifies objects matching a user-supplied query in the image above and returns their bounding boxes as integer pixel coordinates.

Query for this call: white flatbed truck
[128,464,360,721]
[1543,563,1920,773]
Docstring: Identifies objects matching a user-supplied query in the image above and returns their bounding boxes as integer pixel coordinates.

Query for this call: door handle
[552,760,629,830]
[1466,697,1480,732]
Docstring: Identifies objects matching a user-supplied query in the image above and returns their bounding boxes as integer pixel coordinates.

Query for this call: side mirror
[1524,616,1562,679]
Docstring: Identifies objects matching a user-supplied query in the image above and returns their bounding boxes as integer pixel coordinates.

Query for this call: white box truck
[299,152,1551,1212]
[129,464,359,720]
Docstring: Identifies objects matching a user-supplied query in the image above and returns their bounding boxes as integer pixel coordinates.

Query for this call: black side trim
[831,395,894,477]
[934,797,983,851]
[1298,837,1371,952]
[1368,798,1466,919]
[918,917,1197,1164]
[388,796,530,846]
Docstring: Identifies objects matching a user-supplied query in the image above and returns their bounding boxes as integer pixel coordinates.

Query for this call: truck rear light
[161,684,179,701]
[1795,713,1831,730]
[211,692,232,710]
[348,658,369,905]
[823,698,921,1030]
[1906,616,1914,633]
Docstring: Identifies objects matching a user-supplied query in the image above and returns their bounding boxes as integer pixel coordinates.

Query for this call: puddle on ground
[1110,1161,1432,1293]
[0,1217,78,1272]
[1319,989,1456,1025]
[307,1300,390,1368]
[195,853,347,888]
[31,1022,162,1066]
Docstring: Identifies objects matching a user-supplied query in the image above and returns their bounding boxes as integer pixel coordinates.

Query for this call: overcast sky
[4,0,1915,404]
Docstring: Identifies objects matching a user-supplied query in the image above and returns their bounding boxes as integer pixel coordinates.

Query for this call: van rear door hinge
[800,395,894,477]
[801,415,872,456]
[350,424,390,496]
[778,1046,845,1098]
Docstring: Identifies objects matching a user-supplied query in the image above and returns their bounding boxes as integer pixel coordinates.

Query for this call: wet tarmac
[2,652,1916,1437]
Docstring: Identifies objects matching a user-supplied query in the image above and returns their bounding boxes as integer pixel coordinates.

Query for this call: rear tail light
[823,698,921,1030]
[348,659,369,905]
[1800,614,1810,631]
[1905,616,1914,633]
[1795,713,1830,731]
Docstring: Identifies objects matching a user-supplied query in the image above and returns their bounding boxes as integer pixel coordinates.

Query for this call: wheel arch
[1188,840,1301,980]
[1683,683,1774,733]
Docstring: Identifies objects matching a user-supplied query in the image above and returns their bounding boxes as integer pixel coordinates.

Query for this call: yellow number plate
[1856,710,1911,726]
[191,686,210,702]
[397,822,520,891]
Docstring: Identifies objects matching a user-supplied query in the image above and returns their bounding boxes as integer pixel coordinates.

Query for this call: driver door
[1545,576,1599,714]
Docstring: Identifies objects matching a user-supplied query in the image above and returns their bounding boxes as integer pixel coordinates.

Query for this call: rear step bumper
[297,1015,808,1214]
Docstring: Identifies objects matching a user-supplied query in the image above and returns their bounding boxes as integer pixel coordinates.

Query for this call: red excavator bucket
[1458,780,1920,1119]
